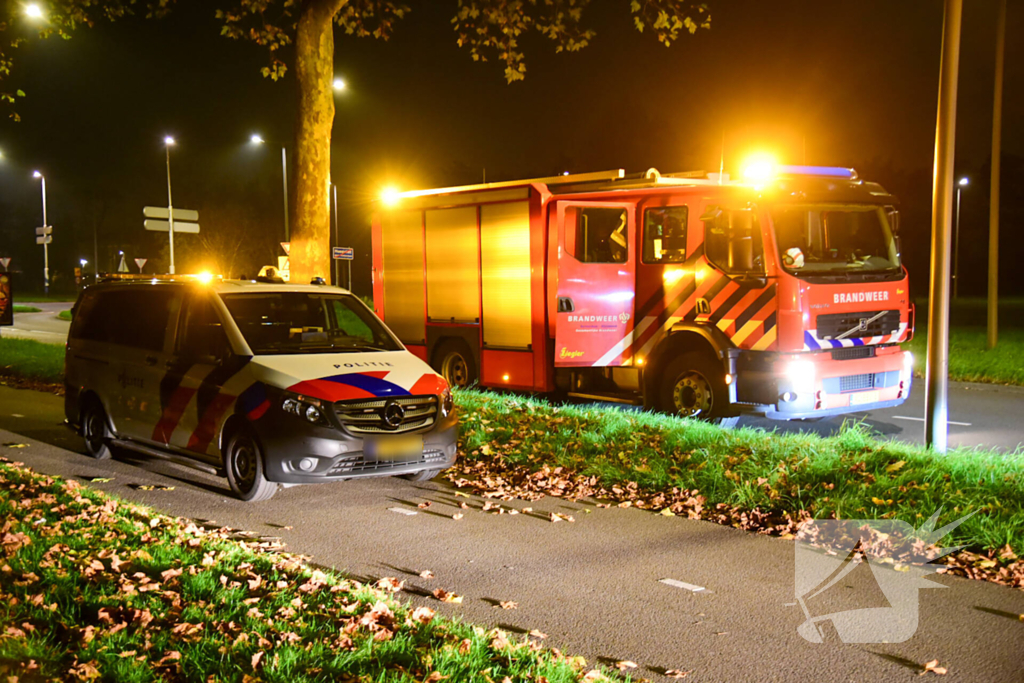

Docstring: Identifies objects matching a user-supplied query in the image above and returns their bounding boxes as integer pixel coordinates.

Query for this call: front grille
[831,346,875,361]
[840,373,875,393]
[333,395,438,435]
[329,448,447,476]
[816,310,900,340]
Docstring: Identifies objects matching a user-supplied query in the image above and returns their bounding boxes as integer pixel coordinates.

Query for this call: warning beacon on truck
[371,165,914,424]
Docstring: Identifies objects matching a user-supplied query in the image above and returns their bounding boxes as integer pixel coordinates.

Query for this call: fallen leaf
[664,670,691,679]
[497,601,518,610]
[432,588,463,603]
[419,570,434,579]
[615,660,638,671]
[659,508,676,517]
[88,477,113,483]
[921,659,947,676]
[452,513,464,520]
[454,491,470,498]
[4,444,28,449]
[251,651,264,670]
[885,460,906,473]
[417,501,432,509]
[528,629,547,639]
[423,673,448,683]
[409,606,435,624]
[375,577,405,592]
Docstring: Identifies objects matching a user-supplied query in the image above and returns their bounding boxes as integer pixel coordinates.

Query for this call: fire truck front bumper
[751,347,914,421]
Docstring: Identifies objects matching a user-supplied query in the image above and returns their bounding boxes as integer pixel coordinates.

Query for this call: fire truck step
[567,391,643,406]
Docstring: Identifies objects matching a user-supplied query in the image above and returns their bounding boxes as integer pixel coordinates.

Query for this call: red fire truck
[371,166,914,424]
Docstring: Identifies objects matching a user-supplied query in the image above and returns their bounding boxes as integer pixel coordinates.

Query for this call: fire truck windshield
[770,204,901,277]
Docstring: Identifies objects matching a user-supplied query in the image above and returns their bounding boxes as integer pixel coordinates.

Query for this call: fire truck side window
[573,207,628,263]
[643,206,688,263]
[704,208,765,275]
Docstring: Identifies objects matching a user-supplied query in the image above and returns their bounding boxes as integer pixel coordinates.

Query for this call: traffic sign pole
[39,176,50,293]
[166,144,175,274]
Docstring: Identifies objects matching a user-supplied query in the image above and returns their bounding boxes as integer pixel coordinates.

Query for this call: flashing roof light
[381,186,401,207]
[742,157,777,183]
[196,271,215,285]
[777,164,856,179]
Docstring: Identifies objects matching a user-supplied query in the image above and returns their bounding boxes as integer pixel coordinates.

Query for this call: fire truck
[370,166,914,424]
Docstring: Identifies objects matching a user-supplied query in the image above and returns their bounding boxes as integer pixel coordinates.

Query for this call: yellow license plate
[849,390,880,406]
[368,435,423,460]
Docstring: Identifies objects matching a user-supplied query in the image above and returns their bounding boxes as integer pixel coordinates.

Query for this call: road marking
[659,578,706,593]
[11,414,24,418]
[892,415,972,427]
[388,507,417,516]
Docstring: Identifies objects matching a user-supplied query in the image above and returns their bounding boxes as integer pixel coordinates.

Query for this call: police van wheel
[402,468,442,482]
[81,400,113,460]
[436,341,477,389]
[660,352,735,425]
[224,426,278,502]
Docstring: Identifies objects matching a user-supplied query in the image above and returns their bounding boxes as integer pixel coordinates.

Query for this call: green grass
[11,305,41,313]
[0,337,64,383]
[13,292,77,303]
[454,390,1024,556]
[907,327,1024,386]
[0,462,598,682]
[57,309,73,321]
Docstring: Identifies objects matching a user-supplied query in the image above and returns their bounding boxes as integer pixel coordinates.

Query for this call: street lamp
[954,176,968,299]
[163,136,177,274]
[24,3,44,19]
[32,170,51,293]
[249,133,290,243]
[333,77,347,92]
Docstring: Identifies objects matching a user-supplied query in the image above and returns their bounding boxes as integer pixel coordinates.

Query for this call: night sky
[0,0,1021,297]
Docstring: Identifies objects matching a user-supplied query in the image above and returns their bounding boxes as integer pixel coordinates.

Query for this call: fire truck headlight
[784,360,816,392]
[903,351,914,375]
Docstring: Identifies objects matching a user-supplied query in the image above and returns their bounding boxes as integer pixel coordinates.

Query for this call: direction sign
[143,207,199,222]
[0,258,10,270]
[35,236,53,245]
[135,258,148,272]
[35,226,52,236]
[144,220,200,234]
[333,247,354,260]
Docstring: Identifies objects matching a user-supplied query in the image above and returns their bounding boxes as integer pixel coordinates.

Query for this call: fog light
[298,458,316,472]
[781,391,797,402]
[725,373,733,385]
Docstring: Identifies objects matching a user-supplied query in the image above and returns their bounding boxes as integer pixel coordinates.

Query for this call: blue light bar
[777,165,856,179]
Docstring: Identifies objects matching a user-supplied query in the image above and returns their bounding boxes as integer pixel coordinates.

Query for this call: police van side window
[573,207,628,264]
[72,289,174,351]
[703,207,765,275]
[178,294,229,359]
[643,206,688,263]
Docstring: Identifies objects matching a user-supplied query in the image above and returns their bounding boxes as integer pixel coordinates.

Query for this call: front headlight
[783,360,816,392]
[281,392,327,425]
[903,351,914,375]
[439,387,454,418]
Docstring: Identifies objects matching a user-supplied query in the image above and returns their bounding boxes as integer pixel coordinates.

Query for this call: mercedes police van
[64,276,458,501]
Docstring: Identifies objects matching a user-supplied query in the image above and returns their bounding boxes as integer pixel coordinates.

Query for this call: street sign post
[280,242,291,256]
[144,206,199,274]
[333,247,354,290]
[35,235,52,245]
[135,258,148,273]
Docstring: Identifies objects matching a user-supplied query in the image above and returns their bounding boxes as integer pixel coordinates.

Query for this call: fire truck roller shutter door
[425,207,481,324]
[381,210,427,344]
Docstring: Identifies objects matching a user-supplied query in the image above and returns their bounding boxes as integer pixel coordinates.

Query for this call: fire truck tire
[436,340,478,389]
[224,425,278,502]
[81,398,114,460]
[659,352,735,425]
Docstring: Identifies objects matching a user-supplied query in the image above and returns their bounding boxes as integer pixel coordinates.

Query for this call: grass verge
[0,459,601,682]
[907,327,1024,386]
[11,306,41,314]
[0,337,64,385]
[57,309,73,321]
[449,390,1024,588]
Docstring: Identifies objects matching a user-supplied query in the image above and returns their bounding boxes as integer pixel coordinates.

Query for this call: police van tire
[436,340,477,389]
[660,352,734,425]
[81,399,113,460]
[224,426,278,502]
[402,468,442,482]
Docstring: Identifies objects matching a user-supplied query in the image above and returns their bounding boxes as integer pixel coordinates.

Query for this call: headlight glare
[784,360,816,391]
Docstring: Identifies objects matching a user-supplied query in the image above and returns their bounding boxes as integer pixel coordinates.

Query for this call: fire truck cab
[371,166,913,423]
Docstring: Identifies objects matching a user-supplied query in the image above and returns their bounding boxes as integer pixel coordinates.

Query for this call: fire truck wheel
[436,341,477,389]
[660,352,733,424]
[81,398,113,460]
[224,425,278,502]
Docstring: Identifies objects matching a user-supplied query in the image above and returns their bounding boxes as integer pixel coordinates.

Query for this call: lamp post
[32,171,50,293]
[163,136,177,274]
[954,177,968,299]
[250,134,290,242]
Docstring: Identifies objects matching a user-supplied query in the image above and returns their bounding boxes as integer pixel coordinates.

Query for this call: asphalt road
[3,301,71,344]
[1,386,1022,682]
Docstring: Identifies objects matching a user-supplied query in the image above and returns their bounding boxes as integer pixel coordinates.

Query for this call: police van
[64,277,458,501]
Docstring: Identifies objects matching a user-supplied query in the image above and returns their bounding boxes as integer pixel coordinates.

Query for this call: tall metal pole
[988,0,1006,350]
[925,0,963,453]
[166,144,176,275]
[281,146,290,243]
[332,183,340,287]
[40,175,49,294]
[93,221,99,276]
[954,185,961,299]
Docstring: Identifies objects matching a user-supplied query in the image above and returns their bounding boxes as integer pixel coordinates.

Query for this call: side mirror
[734,274,768,289]
[700,205,723,222]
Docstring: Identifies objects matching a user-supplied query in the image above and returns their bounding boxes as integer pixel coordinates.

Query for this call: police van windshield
[770,204,901,275]
[220,292,401,355]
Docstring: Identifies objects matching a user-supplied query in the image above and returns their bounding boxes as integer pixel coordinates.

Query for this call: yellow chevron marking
[751,326,778,351]
[716,318,734,332]
[732,319,762,347]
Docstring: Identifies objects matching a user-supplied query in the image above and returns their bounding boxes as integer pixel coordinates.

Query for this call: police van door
[554,201,636,367]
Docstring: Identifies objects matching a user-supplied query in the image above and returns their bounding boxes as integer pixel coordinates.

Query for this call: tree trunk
[291,0,345,283]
